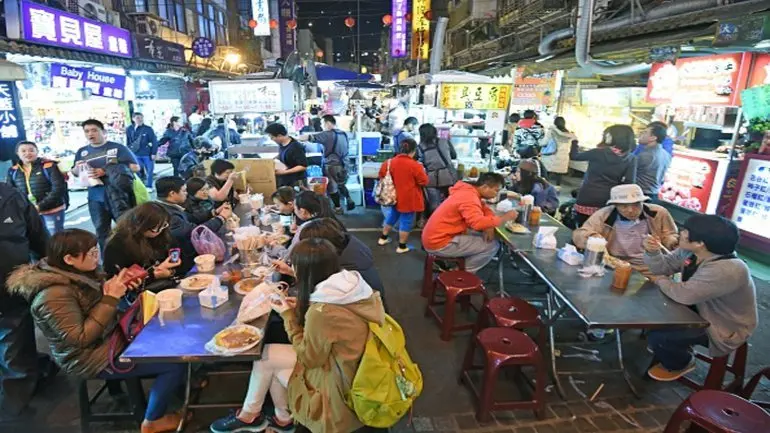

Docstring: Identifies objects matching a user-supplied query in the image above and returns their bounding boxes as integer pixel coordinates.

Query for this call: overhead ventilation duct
[430,17,449,74]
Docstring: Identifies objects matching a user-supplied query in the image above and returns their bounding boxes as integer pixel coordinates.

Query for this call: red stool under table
[422,254,466,297]
[425,270,487,341]
[460,327,546,423]
[678,343,748,392]
[474,297,546,348]
[739,367,770,410]
[663,390,770,433]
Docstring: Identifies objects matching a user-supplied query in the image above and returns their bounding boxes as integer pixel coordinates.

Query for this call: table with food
[493,194,709,398]
[119,196,294,431]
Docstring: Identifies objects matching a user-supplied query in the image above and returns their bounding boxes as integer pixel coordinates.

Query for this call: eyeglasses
[150,221,170,234]
[86,247,100,258]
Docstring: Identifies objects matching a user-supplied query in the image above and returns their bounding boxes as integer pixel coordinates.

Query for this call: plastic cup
[194,254,216,272]
[612,263,632,291]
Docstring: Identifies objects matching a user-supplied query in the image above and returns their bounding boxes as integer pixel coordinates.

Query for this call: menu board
[438,83,511,111]
[659,152,726,214]
[511,68,557,107]
[731,156,770,241]
[209,80,295,114]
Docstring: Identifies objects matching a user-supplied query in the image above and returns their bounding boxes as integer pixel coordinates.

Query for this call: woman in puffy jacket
[159,116,193,176]
[7,141,68,233]
[6,229,186,433]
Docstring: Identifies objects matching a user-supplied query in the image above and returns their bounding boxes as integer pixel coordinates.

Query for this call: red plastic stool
[739,367,770,410]
[422,254,466,297]
[460,327,546,423]
[678,343,748,392]
[470,297,547,352]
[425,270,487,341]
[663,390,770,433]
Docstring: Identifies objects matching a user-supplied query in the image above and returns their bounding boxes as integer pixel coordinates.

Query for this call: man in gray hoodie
[643,214,757,382]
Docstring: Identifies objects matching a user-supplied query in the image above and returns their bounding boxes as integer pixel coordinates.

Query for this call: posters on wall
[731,156,770,241]
[439,83,511,111]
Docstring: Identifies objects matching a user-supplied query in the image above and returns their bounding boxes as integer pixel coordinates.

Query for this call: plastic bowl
[156,289,183,312]
[194,254,216,272]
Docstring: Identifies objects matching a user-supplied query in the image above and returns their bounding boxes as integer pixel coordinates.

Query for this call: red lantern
[344,16,355,28]
[404,12,412,22]
[287,19,297,30]
[269,19,278,29]
[315,49,324,58]
[248,19,257,29]
[382,14,392,25]
[423,10,432,21]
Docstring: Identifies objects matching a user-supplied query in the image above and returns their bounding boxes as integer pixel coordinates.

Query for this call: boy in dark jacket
[184,177,221,225]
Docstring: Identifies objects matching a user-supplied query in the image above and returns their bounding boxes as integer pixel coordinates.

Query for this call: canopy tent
[314,63,373,82]
[333,81,386,89]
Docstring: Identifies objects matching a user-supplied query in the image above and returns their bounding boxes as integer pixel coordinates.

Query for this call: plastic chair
[739,367,770,410]
[422,253,466,297]
[425,270,487,341]
[678,343,748,393]
[460,327,547,422]
[663,390,769,433]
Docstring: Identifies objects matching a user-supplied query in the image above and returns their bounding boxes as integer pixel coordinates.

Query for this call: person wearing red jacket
[377,139,429,253]
[422,173,518,273]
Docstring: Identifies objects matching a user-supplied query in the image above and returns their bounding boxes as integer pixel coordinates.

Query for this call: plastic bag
[236,281,288,323]
[191,225,226,262]
[533,226,558,249]
[495,200,514,213]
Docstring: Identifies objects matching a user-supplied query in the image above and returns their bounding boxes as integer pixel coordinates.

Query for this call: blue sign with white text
[0,81,27,162]
[50,63,127,99]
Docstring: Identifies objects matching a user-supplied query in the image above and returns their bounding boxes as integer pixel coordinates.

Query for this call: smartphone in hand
[169,248,181,264]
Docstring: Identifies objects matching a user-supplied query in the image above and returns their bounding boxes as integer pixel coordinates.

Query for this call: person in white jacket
[540,116,577,185]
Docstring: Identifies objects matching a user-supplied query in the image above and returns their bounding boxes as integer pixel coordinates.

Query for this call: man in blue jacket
[633,121,674,156]
[126,112,158,187]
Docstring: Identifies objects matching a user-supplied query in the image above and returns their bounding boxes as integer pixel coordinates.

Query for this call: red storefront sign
[646,53,753,106]
[748,53,770,88]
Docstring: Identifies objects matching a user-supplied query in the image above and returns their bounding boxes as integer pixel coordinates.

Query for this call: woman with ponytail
[377,138,428,253]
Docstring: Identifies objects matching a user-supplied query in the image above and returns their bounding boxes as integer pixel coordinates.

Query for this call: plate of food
[180,274,217,291]
[212,324,263,354]
[233,277,263,295]
[251,266,274,280]
[505,221,530,234]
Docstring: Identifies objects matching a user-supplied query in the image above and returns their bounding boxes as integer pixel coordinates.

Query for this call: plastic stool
[425,270,487,341]
[678,343,748,392]
[739,367,770,410]
[460,327,546,422]
[471,296,546,350]
[422,254,466,297]
[663,390,769,433]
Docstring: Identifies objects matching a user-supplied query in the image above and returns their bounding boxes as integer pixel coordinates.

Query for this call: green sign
[741,85,770,121]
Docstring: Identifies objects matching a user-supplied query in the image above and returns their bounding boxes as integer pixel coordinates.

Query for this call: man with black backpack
[125,112,158,188]
[514,109,544,155]
[298,115,354,214]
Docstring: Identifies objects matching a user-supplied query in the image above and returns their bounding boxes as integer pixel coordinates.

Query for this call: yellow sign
[438,83,512,110]
[397,69,410,82]
[411,0,430,60]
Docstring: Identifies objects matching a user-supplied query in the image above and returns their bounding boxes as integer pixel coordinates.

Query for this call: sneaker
[210,411,267,433]
[346,200,356,211]
[377,237,391,246]
[141,413,183,433]
[267,416,295,432]
[396,245,410,254]
[334,207,344,215]
[647,360,696,382]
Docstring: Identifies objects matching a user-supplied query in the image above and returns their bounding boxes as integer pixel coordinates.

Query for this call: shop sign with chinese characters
[391,0,408,57]
[0,82,27,148]
[646,53,752,106]
[17,0,132,58]
[252,0,271,36]
[511,69,558,107]
[134,36,185,66]
[438,83,511,111]
[411,0,430,60]
[50,64,127,100]
[278,0,296,58]
[209,80,295,113]
[731,156,770,241]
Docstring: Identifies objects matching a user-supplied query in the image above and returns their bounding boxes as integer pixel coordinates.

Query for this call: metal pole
[357,0,361,74]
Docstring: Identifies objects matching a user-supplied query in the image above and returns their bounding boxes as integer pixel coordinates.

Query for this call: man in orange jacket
[422,173,518,273]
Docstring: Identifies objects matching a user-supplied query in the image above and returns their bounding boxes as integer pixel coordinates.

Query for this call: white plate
[212,324,263,354]
[179,274,217,291]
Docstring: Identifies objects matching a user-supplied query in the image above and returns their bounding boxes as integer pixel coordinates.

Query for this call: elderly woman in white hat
[573,184,678,276]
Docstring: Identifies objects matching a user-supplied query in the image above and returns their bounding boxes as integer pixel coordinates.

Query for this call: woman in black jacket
[7,141,68,233]
[103,203,180,289]
[159,116,193,177]
[570,124,638,227]
[184,177,217,224]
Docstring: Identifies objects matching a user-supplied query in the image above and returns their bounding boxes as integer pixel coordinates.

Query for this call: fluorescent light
[535,54,555,63]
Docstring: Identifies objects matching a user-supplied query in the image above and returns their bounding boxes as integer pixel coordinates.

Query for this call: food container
[239,193,251,206]
[250,194,264,210]
[156,289,183,312]
[199,285,229,309]
[583,237,607,267]
[612,262,632,291]
[194,254,216,272]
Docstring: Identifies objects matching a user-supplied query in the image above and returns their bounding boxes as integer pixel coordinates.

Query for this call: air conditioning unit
[78,0,108,22]
[133,14,162,37]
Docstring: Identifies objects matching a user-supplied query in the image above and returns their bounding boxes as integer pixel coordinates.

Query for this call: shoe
[268,416,295,432]
[334,207,344,215]
[346,201,356,211]
[141,413,183,433]
[377,237,391,246]
[647,360,696,382]
[210,411,267,433]
[396,245,410,254]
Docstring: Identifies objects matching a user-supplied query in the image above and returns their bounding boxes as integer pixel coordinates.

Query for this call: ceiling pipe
[430,17,449,74]
[574,0,651,75]
[540,0,730,56]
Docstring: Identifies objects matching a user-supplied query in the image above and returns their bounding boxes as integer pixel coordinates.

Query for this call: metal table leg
[497,246,507,297]
[176,363,192,432]
[546,290,567,399]
[615,329,641,398]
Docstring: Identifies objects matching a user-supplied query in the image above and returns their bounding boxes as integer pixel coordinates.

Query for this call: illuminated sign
[391,0,407,58]
[438,83,511,110]
[411,0,430,60]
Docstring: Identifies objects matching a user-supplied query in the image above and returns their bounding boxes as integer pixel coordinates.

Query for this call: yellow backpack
[346,314,423,427]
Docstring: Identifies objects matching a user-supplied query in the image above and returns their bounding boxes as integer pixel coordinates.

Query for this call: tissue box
[199,286,229,309]
[558,246,584,266]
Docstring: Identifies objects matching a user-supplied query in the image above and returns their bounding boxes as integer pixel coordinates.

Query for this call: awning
[314,63,372,81]
[0,59,27,80]
[398,70,511,86]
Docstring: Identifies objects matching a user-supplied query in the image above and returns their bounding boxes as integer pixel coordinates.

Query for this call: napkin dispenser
[199,285,229,309]
[557,244,584,266]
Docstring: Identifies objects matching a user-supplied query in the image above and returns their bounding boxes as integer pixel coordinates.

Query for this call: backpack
[12,161,70,209]
[373,159,397,206]
[345,314,423,427]
[542,136,558,155]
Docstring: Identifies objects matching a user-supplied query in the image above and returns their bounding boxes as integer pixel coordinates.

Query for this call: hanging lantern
[287,19,297,30]
[248,19,257,29]
[404,12,412,22]
[344,16,356,28]
[382,14,392,25]
[269,19,278,29]
[315,49,324,58]
[423,10,433,21]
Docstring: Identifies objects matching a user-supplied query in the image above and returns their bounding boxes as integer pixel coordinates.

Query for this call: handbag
[374,159,397,206]
[542,136,558,156]
[108,295,144,373]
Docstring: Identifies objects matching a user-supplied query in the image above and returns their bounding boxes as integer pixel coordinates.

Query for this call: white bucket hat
[607,184,650,205]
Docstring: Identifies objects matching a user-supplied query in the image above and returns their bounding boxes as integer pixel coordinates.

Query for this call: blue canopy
[313,63,373,81]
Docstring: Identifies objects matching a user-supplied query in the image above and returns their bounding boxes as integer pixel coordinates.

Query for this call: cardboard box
[203,158,277,197]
